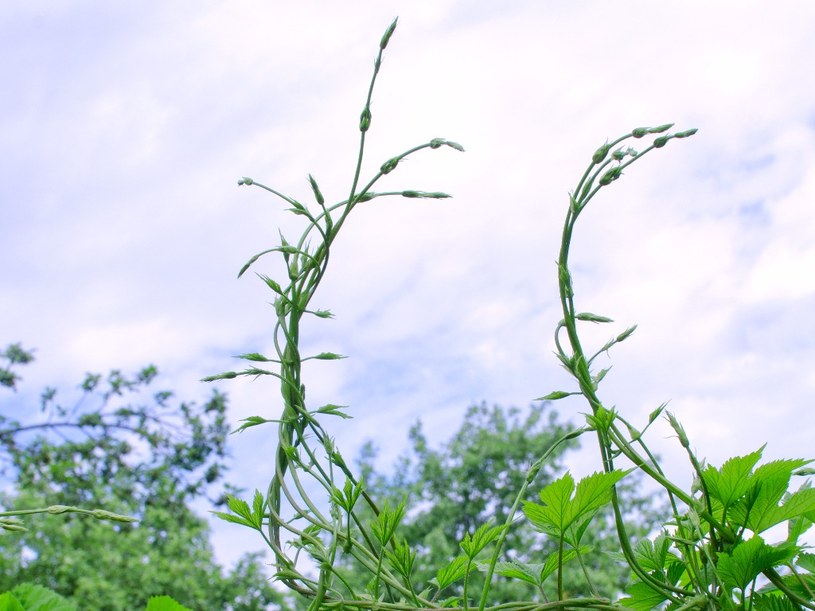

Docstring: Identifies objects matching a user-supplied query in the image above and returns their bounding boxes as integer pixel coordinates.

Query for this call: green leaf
[718,536,797,591]
[145,596,192,611]
[535,390,578,401]
[232,415,274,434]
[0,593,25,611]
[616,580,670,611]
[459,521,505,559]
[488,561,544,586]
[703,446,765,508]
[523,470,629,546]
[252,490,265,526]
[539,545,591,582]
[210,510,254,529]
[433,555,473,591]
[632,532,673,573]
[314,404,352,419]
[9,583,77,611]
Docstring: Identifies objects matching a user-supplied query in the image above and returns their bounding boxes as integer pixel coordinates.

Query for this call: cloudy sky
[3,1,815,569]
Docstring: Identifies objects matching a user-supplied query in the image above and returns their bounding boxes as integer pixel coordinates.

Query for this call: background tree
[0,343,292,610]
[348,402,664,604]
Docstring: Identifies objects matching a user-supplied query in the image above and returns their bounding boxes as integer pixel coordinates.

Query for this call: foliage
[206,18,815,611]
[350,403,665,603]
[0,352,288,610]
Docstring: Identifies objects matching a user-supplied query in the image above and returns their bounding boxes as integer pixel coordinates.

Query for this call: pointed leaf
[434,555,473,591]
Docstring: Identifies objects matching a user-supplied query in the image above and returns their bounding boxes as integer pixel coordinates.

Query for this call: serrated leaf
[718,536,797,591]
[145,595,192,611]
[0,593,25,611]
[226,494,253,522]
[539,545,591,582]
[703,447,765,508]
[211,511,254,529]
[252,490,265,526]
[10,583,77,611]
[459,521,505,559]
[617,581,670,611]
[632,533,673,573]
[489,561,543,586]
[434,555,473,591]
[523,470,628,546]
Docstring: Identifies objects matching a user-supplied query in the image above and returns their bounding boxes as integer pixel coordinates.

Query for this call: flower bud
[308,174,325,206]
[592,142,611,164]
[649,123,674,134]
[599,166,623,186]
[632,127,649,138]
[380,18,398,50]
[674,128,698,138]
[380,157,399,174]
[359,106,372,132]
[653,135,669,148]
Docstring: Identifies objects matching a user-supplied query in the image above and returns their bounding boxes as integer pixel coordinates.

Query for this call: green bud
[92,509,138,523]
[380,156,399,174]
[380,18,398,50]
[356,192,376,202]
[592,142,611,164]
[307,174,325,206]
[616,325,637,342]
[599,166,623,186]
[632,127,649,138]
[612,149,626,161]
[649,123,674,134]
[674,128,698,138]
[576,312,614,323]
[238,177,254,186]
[653,135,670,148]
[429,138,465,151]
[401,190,451,199]
[47,505,72,515]
[359,106,372,132]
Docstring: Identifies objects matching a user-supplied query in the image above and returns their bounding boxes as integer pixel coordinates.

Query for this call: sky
[2,0,815,571]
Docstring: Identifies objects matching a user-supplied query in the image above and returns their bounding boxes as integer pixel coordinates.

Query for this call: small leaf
[232,415,273,434]
[459,521,506,559]
[433,555,473,591]
[315,404,352,419]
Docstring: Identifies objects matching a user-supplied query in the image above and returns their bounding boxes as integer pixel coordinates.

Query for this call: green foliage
[0,355,288,610]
